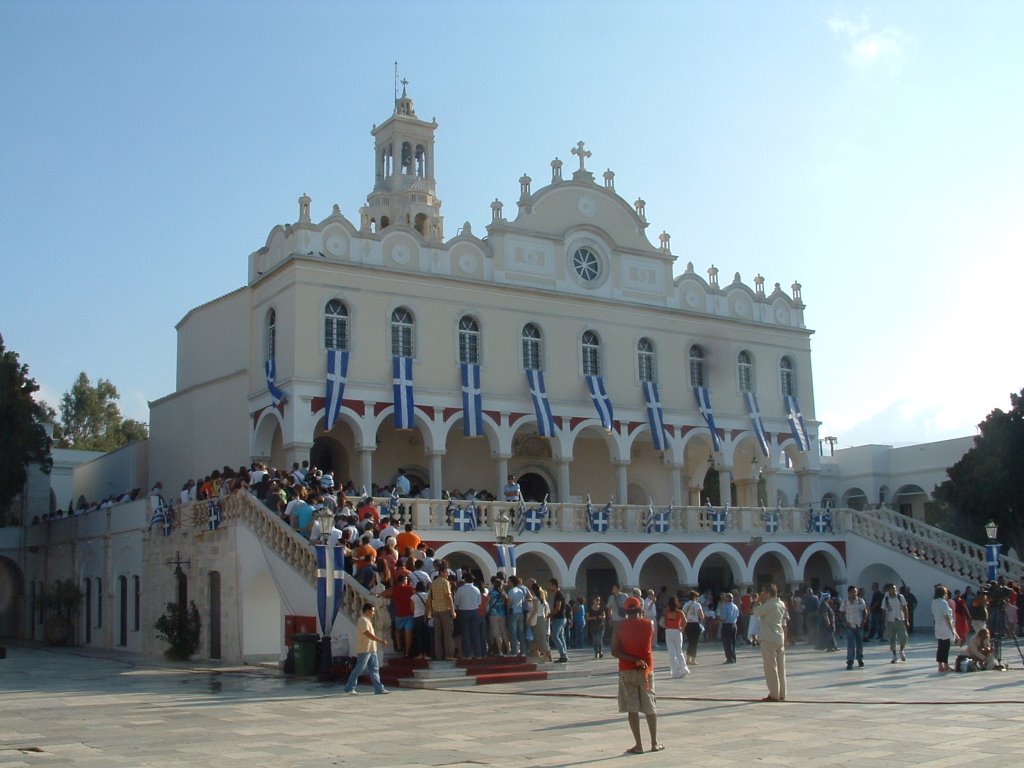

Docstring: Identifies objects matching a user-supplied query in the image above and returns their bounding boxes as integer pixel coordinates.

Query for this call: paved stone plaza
[1,637,1021,767]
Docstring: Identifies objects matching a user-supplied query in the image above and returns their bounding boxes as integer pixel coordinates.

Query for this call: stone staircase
[845,507,1024,584]
[377,655,571,689]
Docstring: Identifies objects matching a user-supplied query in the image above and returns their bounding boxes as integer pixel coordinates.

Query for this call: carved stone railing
[185,493,374,628]
[847,506,1024,584]
[390,497,827,536]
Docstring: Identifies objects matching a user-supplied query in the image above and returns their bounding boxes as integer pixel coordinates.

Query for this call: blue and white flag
[150,501,171,536]
[315,543,346,636]
[711,502,730,534]
[384,487,400,518]
[642,381,669,451]
[496,544,517,575]
[517,495,549,535]
[744,391,770,458]
[585,375,614,431]
[526,369,557,437]
[207,499,222,531]
[644,501,671,534]
[324,349,349,431]
[265,358,286,407]
[451,503,477,532]
[460,362,484,437]
[784,395,811,452]
[809,507,833,534]
[762,505,780,534]
[393,356,415,429]
[693,386,722,452]
[586,496,612,533]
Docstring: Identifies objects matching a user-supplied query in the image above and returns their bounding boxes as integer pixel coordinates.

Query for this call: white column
[614,460,629,505]
[670,466,684,508]
[718,465,733,506]
[359,448,374,492]
[429,451,444,498]
[556,459,570,503]
[495,456,510,501]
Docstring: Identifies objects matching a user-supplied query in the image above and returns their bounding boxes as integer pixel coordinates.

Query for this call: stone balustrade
[847,507,1024,584]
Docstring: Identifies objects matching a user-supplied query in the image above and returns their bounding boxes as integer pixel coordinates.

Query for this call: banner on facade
[642,381,669,451]
[526,368,557,437]
[744,391,770,458]
[393,356,415,429]
[315,543,346,637]
[265,358,286,407]
[460,362,484,437]
[585,374,614,431]
[693,386,722,452]
[785,395,811,452]
[644,501,671,534]
[324,349,349,430]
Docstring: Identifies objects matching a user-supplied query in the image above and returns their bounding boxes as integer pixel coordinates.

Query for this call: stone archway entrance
[518,473,550,503]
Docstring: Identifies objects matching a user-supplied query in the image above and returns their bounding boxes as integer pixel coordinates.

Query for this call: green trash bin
[292,633,319,676]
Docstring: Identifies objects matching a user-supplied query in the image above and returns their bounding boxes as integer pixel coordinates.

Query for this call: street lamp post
[494,508,515,575]
[314,506,336,678]
[984,520,1001,582]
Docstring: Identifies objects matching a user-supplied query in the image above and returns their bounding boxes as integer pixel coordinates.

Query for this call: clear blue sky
[3,1,1022,449]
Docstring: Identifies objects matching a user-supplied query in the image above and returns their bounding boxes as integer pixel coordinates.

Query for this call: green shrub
[154,601,201,660]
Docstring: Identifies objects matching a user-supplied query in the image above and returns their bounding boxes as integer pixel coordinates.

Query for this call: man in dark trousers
[611,596,664,755]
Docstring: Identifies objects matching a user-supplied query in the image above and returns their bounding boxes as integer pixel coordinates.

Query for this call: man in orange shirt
[395,522,422,555]
[611,596,663,755]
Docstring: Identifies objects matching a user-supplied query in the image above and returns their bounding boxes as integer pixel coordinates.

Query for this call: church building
[149,85,821,511]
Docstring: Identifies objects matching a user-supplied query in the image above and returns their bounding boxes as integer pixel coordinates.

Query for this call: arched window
[266,310,276,361]
[780,356,795,397]
[582,331,600,376]
[522,323,542,371]
[324,300,348,351]
[738,351,753,393]
[458,316,480,365]
[391,307,414,357]
[637,338,655,382]
[689,345,705,388]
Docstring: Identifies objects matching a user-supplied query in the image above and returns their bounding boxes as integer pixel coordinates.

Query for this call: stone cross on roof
[571,141,591,172]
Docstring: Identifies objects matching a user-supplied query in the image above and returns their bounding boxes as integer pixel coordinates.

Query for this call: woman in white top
[931,584,959,673]
[683,590,705,665]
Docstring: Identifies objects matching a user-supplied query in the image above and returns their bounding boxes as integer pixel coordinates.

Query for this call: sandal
[625,746,644,755]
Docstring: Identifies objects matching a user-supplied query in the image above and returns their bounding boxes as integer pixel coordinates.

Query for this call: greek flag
[693,386,722,452]
[586,496,612,533]
[585,375,614,431]
[324,349,349,431]
[265,358,286,407]
[207,499,222,531]
[784,395,811,452]
[384,488,400,518]
[711,503,730,534]
[762,505,780,534]
[393,356,415,429]
[517,495,549,535]
[315,543,346,636]
[451,503,477,532]
[496,544,516,575]
[644,501,671,534]
[809,506,833,534]
[526,368,557,437]
[642,381,668,450]
[149,500,171,536]
[744,391,770,458]
[460,362,484,437]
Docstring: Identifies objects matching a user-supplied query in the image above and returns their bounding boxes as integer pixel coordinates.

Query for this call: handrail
[847,506,1024,584]
[184,493,375,627]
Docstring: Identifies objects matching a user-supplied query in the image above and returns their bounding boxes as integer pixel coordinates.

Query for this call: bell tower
[360,80,444,243]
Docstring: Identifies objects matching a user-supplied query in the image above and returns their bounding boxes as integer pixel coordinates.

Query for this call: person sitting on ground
[965,627,1004,670]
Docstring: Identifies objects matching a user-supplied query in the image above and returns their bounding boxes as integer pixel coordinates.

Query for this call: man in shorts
[611,595,664,754]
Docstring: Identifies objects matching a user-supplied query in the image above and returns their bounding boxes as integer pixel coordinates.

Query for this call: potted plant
[154,601,201,661]
[40,579,83,646]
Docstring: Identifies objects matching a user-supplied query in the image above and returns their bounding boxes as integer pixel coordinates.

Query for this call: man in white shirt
[840,585,868,670]
[454,574,484,658]
[882,583,909,663]
[394,468,411,496]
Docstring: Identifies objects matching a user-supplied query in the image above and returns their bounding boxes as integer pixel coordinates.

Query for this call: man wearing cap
[611,595,664,754]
